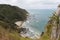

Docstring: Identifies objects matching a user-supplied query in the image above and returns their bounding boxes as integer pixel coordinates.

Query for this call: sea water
[25,9,55,35]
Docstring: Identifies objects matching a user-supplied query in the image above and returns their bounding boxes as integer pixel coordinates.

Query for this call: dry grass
[0,26,32,40]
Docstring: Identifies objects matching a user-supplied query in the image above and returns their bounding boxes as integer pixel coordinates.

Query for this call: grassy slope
[0,26,32,40]
[0,21,32,40]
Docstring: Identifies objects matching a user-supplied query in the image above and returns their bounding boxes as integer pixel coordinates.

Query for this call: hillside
[39,5,60,40]
[0,25,32,40]
[0,4,29,31]
[0,4,32,40]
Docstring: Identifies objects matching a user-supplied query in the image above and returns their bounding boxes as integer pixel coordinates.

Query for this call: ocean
[25,9,55,34]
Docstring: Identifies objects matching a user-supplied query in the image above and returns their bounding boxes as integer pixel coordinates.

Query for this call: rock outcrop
[40,4,60,40]
[0,4,29,31]
[50,4,60,40]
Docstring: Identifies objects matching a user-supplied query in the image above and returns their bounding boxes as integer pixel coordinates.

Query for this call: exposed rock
[40,4,60,40]
[51,4,60,40]
[0,4,29,31]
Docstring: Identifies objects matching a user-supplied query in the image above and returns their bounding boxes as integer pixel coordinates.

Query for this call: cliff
[0,4,32,40]
[0,4,29,31]
[39,5,60,40]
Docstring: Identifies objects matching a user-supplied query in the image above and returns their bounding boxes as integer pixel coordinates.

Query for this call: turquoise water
[26,9,55,34]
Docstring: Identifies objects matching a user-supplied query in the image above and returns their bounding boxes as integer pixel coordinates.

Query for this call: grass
[0,26,32,40]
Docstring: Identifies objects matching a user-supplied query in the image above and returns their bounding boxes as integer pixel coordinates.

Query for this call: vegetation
[0,4,32,40]
[0,4,29,31]
[39,12,60,40]
[0,26,32,40]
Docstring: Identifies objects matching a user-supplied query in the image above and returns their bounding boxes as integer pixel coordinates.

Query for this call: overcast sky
[0,0,60,9]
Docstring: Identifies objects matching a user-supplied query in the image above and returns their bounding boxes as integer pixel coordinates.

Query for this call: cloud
[41,0,60,6]
[0,0,60,9]
[16,0,60,9]
[0,0,17,5]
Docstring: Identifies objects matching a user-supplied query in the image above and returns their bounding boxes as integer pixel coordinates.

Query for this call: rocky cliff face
[40,5,60,40]
[50,5,60,40]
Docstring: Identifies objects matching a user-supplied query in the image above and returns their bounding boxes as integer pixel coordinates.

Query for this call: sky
[0,0,60,9]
